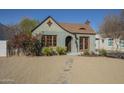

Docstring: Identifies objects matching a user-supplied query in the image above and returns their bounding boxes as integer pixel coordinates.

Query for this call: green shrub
[51,47,58,55]
[42,47,67,56]
[99,49,107,56]
[42,47,51,56]
[49,47,57,55]
[83,49,90,56]
[56,47,67,55]
[90,51,96,56]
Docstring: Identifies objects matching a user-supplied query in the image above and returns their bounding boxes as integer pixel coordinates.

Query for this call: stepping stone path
[52,58,73,84]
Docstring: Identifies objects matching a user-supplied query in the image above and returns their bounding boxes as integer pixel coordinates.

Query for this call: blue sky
[0,9,121,32]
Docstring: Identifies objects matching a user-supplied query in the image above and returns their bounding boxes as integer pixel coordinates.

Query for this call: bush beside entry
[42,47,57,56]
[83,49,90,56]
[42,47,67,56]
[99,49,107,56]
[56,47,67,55]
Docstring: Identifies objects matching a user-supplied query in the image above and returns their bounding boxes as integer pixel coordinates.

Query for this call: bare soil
[0,56,124,84]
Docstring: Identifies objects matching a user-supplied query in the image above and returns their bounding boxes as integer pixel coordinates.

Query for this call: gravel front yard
[0,56,124,84]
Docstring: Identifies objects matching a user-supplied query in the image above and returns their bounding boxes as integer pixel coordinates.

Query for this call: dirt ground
[0,56,124,84]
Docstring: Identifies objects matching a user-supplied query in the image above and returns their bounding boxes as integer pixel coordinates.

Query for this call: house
[32,16,96,53]
[95,34,124,52]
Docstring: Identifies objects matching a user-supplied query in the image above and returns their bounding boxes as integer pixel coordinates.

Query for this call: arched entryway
[65,36,72,52]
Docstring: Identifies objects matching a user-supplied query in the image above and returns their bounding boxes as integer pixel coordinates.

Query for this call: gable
[32,16,72,35]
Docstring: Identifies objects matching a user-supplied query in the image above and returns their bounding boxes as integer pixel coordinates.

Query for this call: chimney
[85,20,90,25]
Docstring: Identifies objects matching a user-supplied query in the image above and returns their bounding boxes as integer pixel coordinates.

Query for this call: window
[84,37,89,49]
[42,35,57,47]
[80,37,89,50]
[108,38,113,46]
[120,40,124,47]
[102,39,104,43]
[95,38,99,40]
[53,36,56,46]
[80,37,83,50]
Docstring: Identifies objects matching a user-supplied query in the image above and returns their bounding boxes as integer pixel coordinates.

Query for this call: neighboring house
[0,23,16,57]
[0,23,10,40]
[32,16,96,53]
[0,23,9,57]
[95,34,124,52]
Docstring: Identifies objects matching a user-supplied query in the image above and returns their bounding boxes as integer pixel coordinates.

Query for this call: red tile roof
[59,22,96,34]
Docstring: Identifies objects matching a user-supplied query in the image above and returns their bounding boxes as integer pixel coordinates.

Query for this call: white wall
[0,41,7,57]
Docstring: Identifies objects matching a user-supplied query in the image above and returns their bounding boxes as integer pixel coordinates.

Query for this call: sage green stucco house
[32,16,96,53]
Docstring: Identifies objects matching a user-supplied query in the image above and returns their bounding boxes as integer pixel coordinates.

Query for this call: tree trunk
[115,39,119,52]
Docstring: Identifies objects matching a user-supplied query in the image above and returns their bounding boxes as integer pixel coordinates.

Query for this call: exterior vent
[79,27,86,30]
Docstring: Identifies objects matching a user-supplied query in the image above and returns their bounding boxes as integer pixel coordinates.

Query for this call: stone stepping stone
[63,69,70,72]
[61,80,68,84]
[65,61,73,65]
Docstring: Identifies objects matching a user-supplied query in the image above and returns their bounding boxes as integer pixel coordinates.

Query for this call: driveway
[0,56,124,84]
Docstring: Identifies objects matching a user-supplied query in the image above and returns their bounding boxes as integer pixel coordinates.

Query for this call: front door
[65,36,72,52]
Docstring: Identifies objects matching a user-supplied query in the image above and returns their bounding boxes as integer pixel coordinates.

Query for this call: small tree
[99,15,122,51]
[19,18,38,35]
